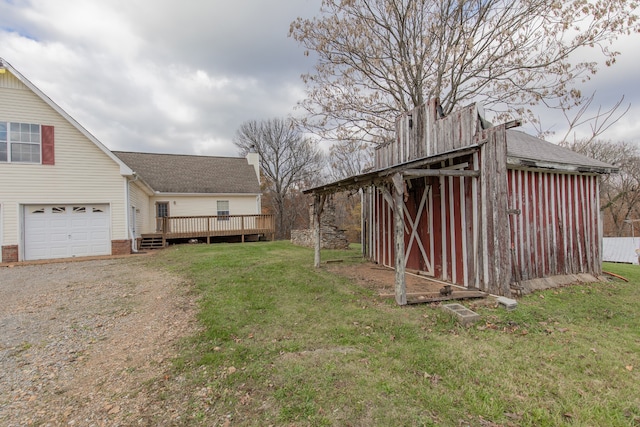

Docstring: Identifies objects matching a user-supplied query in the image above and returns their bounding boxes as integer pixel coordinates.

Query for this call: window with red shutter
[0,121,51,164]
[41,125,54,165]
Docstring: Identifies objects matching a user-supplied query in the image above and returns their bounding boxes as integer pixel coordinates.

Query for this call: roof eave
[151,192,262,197]
[304,144,481,195]
[507,157,618,174]
[129,174,156,195]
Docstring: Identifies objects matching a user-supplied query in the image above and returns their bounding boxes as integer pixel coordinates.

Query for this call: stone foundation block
[442,303,480,326]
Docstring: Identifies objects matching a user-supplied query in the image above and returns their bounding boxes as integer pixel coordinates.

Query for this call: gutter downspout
[126,173,139,253]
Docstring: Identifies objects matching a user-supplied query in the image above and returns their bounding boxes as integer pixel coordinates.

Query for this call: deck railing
[156,214,275,240]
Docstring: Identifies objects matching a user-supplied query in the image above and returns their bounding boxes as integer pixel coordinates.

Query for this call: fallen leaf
[228,366,237,374]
[626,365,633,371]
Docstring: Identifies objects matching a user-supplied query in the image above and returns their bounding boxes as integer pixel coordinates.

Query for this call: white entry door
[24,204,110,260]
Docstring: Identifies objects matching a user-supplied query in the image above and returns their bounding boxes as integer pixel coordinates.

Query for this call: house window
[156,202,170,232]
[217,200,229,221]
[157,202,169,218]
[0,122,41,163]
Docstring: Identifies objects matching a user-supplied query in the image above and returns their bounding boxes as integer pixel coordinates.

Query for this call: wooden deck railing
[156,214,275,241]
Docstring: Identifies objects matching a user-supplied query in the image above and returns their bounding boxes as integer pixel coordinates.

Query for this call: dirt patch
[327,262,450,295]
[0,254,199,426]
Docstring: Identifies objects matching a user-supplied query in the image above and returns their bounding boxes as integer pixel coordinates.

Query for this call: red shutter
[41,125,54,165]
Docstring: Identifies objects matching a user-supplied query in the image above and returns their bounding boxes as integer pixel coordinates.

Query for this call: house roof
[506,130,617,174]
[0,57,133,176]
[113,151,260,194]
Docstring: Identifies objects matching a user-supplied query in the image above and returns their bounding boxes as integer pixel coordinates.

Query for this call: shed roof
[113,151,260,194]
[506,130,617,173]
[305,130,617,196]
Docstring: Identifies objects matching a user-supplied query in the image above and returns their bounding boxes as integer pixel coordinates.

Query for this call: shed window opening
[217,200,230,221]
[0,122,41,163]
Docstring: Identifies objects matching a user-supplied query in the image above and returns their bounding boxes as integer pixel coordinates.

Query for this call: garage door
[24,204,111,260]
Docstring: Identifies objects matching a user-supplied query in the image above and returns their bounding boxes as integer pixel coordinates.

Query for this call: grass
[151,242,640,426]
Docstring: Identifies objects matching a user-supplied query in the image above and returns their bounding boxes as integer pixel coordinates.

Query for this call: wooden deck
[143,214,275,246]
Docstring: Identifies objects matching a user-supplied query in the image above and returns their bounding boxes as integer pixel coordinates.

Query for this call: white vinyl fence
[602,237,640,265]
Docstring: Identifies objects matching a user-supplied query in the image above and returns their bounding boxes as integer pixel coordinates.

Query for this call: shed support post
[314,194,326,268]
[392,173,407,305]
[479,125,512,296]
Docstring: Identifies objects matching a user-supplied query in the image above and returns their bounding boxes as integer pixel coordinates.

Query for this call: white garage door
[24,204,111,260]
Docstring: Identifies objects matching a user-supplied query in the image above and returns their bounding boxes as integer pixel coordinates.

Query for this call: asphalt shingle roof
[506,130,616,173]
[113,151,260,194]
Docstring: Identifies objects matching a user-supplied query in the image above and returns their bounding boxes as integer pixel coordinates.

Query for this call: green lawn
[152,241,640,426]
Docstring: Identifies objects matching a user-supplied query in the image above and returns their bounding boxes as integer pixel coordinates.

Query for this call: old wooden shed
[306,99,616,304]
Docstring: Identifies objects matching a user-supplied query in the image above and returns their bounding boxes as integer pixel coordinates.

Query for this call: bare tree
[563,138,640,236]
[328,139,375,180]
[234,118,324,239]
[532,93,631,146]
[290,0,638,144]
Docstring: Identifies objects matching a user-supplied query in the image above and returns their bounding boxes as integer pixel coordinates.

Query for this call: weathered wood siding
[478,126,512,295]
[365,115,514,295]
[363,153,482,290]
[507,169,602,279]
[362,99,605,297]
[375,99,480,169]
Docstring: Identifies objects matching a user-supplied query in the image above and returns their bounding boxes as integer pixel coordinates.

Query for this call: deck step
[140,235,165,250]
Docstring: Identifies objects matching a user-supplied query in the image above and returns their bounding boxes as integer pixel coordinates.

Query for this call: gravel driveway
[0,255,198,426]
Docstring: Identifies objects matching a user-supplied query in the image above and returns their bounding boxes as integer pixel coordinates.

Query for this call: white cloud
[0,0,320,157]
[1,0,637,158]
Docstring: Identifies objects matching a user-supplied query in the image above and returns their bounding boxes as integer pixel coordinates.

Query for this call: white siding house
[0,58,263,262]
[0,58,134,262]
[113,151,263,239]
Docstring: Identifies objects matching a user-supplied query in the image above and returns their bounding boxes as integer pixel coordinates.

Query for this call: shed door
[24,204,110,260]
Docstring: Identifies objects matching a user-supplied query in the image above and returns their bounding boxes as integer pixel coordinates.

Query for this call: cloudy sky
[1,0,639,158]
